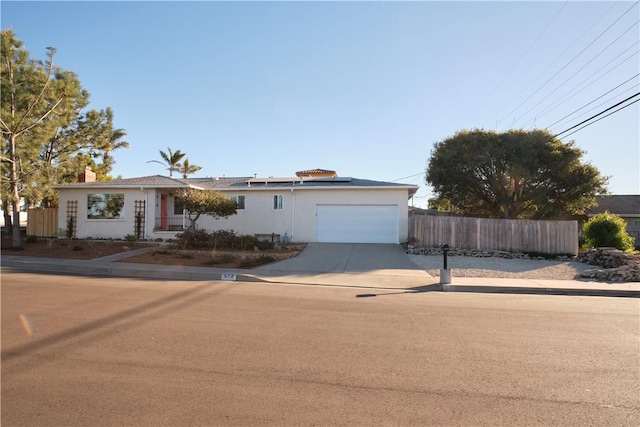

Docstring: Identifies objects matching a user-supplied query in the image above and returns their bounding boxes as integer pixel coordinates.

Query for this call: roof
[55,174,418,196]
[587,195,640,217]
[53,175,251,189]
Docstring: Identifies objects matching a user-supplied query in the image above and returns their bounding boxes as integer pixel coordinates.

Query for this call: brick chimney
[78,166,96,183]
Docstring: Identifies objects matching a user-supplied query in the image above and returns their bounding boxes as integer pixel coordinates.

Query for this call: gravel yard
[408,254,592,280]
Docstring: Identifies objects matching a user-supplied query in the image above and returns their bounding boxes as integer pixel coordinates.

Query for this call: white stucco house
[54,169,418,244]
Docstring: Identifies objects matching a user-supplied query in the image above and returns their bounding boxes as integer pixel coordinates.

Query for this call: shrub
[25,235,38,243]
[176,228,212,249]
[581,211,635,251]
[256,240,275,250]
[235,234,260,250]
[210,229,238,249]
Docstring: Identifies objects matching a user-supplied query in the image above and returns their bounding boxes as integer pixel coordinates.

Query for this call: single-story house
[54,168,418,244]
[586,194,640,245]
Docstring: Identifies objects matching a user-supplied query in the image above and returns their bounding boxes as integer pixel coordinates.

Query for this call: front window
[273,194,283,210]
[87,193,124,219]
[174,196,185,215]
[230,195,245,210]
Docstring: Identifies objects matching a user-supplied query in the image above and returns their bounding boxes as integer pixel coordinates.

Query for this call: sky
[2,0,639,208]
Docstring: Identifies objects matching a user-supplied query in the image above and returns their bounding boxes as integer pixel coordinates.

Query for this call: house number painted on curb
[222,273,237,281]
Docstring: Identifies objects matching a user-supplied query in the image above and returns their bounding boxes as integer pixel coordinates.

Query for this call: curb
[2,256,638,298]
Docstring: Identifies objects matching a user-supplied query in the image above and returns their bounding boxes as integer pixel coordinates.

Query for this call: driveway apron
[256,243,423,273]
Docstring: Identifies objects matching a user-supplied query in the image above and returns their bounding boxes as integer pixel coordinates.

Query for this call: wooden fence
[410,213,578,255]
[26,208,58,237]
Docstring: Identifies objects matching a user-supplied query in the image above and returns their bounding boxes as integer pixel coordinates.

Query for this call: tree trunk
[2,198,13,235]
[9,135,22,247]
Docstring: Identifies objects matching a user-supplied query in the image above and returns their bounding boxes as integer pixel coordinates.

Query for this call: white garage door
[316,205,399,243]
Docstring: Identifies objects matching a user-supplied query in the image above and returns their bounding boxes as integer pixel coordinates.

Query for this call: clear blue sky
[2,1,639,208]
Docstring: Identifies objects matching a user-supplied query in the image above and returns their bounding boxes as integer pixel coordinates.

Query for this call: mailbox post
[439,244,452,285]
[442,243,450,270]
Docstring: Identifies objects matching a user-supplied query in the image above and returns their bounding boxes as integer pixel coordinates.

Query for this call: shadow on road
[2,281,230,369]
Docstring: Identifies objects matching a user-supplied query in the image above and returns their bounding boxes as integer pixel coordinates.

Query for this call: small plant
[66,216,75,240]
[134,212,144,239]
[25,235,38,243]
[124,234,137,243]
[72,245,83,251]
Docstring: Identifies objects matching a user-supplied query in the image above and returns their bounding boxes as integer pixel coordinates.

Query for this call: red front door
[160,194,168,229]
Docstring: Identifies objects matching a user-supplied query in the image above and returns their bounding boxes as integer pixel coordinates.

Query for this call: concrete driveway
[256,243,426,274]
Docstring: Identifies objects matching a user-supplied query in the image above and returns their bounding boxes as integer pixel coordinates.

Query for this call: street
[2,270,639,426]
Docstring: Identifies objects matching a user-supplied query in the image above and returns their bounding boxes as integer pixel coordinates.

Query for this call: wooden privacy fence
[27,208,58,237]
[410,213,578,255]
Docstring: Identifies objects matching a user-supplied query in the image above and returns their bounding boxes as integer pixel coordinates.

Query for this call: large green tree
[425,129,608,219]
[1,30,129,246]
[34,107,129,205]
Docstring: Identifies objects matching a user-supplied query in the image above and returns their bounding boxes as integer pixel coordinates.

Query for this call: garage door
[316,205,399,243]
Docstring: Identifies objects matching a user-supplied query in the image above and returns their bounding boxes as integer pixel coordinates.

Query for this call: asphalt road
[2,271,639,426]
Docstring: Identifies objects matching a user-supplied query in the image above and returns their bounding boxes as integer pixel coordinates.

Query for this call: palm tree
[179,158,202,178]
[148,147,186,177]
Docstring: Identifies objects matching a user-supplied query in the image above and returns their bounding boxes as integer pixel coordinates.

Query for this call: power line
[557,98,640,139]
[463,1,569,123]
[391,172,424,182]
[524,45,639,129]
[516,19,639,127]
[488,2,618,128]
[497,2,639,126]
[545,73,639,130]
[553,92,640,138]
[549,84,639,133]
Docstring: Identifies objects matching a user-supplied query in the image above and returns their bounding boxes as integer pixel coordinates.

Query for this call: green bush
[25,235,38,243]
[235,234,260,250]
[256,240,275,250]
[581,212,634,251]
[175,228,212,249]
[210,229,238,249]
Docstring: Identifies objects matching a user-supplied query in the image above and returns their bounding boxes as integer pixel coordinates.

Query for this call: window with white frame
[87,193,125,219]
[230,195,245,210]
[273,194,283,210]
[173,196,185,215]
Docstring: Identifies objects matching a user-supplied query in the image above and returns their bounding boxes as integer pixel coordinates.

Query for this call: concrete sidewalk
[2,249,639,298]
